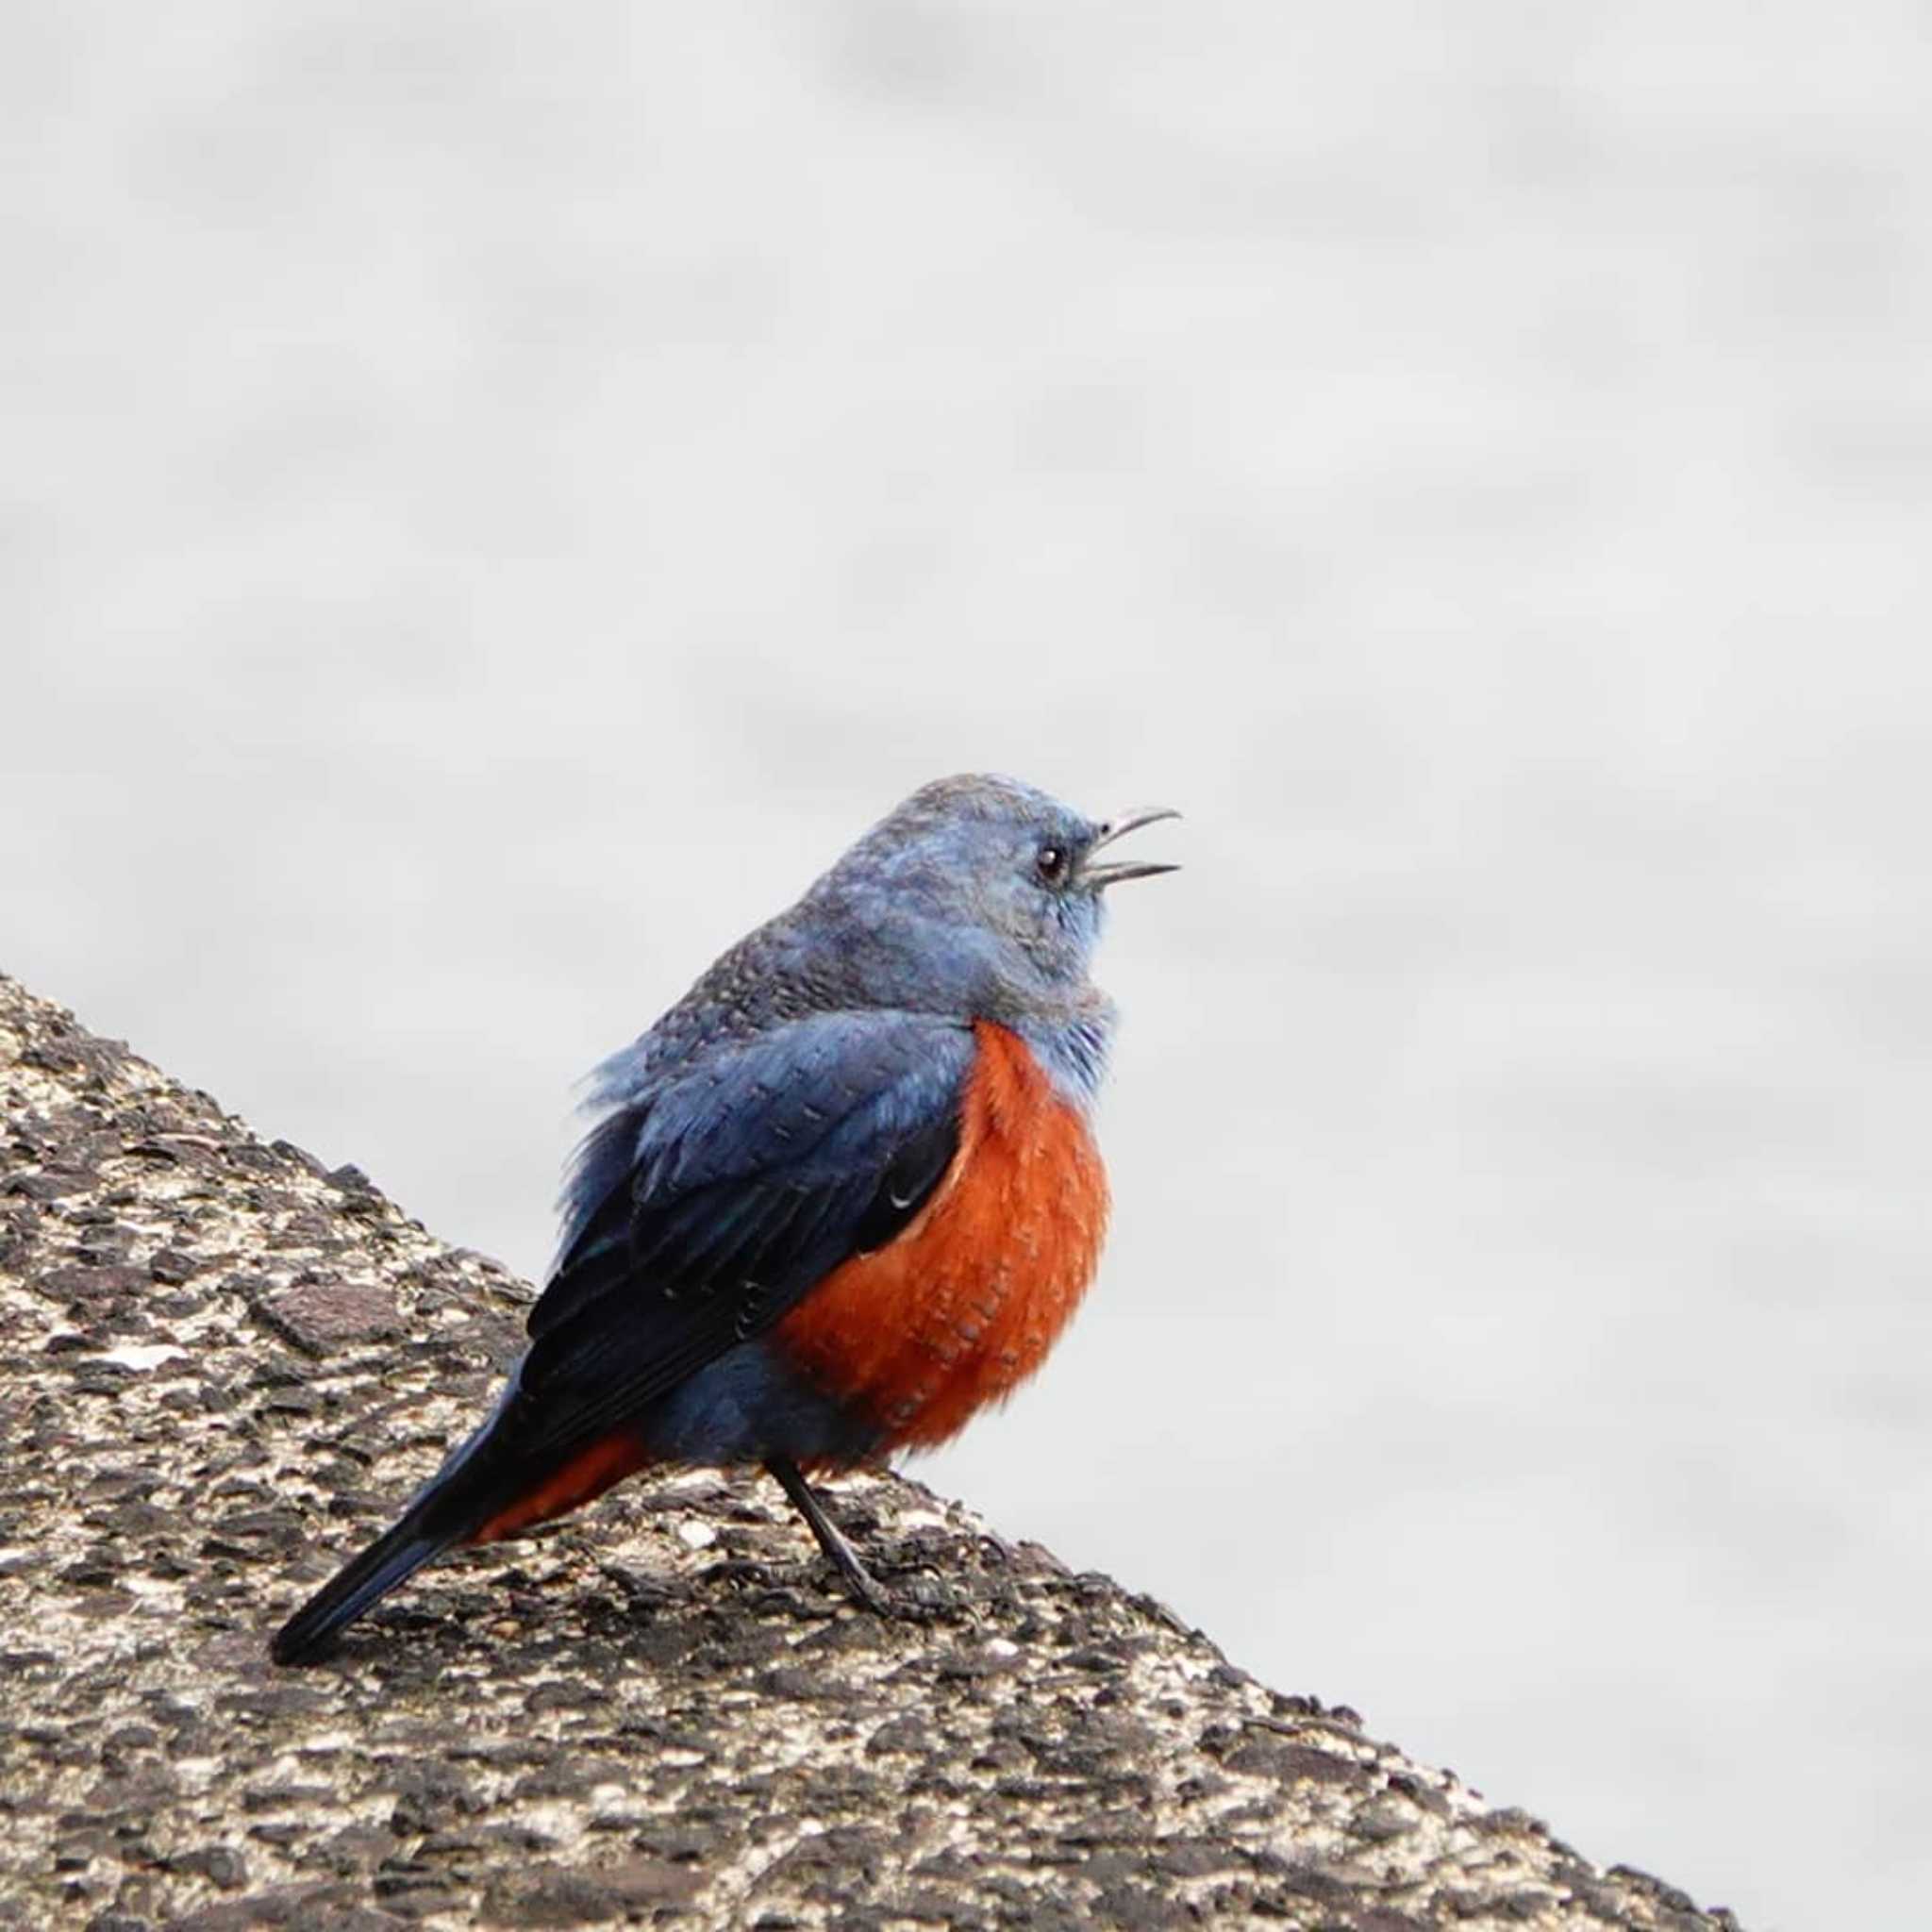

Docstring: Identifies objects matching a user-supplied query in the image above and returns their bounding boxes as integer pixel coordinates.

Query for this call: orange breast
[773,1020,1109,1455]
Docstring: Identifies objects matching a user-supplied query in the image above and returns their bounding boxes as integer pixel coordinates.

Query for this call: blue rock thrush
[271,774,1176,1664]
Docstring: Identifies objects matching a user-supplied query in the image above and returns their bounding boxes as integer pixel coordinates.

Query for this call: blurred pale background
[5,6,1928,1927]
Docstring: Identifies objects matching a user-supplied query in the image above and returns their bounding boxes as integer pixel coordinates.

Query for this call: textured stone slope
[0,975,1740,1930]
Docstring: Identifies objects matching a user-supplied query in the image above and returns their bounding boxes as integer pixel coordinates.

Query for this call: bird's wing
[505,1009,975,1461]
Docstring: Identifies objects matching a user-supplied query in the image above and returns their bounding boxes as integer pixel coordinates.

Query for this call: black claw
[763,1456,898,1615]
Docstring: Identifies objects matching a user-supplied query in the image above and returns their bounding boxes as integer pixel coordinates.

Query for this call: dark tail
[270,1507,465,1666]
[270,1385,519,1667]
[271,1377,654,1666]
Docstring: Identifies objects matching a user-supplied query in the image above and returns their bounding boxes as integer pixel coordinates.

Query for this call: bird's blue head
[803,774,1178,1023]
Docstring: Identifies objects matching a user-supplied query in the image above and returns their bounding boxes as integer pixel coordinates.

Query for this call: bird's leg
[762,1455,895,1615]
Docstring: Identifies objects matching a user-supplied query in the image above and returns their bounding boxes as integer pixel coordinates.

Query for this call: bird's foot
[822,1550,897,1618]
[762,1454,906,1618]
[885,1568,975,1622]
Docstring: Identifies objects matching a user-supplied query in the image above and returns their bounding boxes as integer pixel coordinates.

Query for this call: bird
[270,774,1176,1665]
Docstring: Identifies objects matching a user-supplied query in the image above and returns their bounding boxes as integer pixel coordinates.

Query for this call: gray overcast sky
[6,7,1929,1927]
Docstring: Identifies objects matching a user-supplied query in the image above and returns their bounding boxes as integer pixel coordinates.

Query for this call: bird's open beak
[1081,807,1181,889]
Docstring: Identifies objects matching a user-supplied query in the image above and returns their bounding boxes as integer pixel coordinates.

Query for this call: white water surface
[6,8,1929,1927]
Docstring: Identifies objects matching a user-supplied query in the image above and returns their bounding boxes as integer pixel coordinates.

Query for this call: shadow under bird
[271,774,1177,1665]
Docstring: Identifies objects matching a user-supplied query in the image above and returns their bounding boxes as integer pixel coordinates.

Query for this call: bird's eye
[1034,841,1069,886]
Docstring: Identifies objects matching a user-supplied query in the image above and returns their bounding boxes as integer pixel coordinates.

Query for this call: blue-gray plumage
[271,774,1176,1665]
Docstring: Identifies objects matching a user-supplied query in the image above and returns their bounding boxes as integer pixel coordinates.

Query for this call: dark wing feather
[503,1011,974,1464]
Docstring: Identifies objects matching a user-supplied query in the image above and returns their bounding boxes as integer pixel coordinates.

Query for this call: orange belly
[773,1020,1109,1453]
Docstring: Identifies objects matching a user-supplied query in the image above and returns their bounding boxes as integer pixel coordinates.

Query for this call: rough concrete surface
[0,974,1742,1931]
